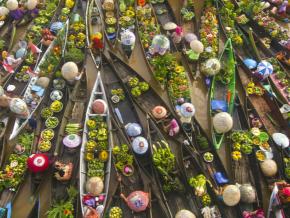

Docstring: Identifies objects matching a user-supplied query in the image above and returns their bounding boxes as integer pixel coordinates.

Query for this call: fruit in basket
[86,140,97,152]
[45,117,59,129]
[38,140,52,152]
[41,129,54,140]
[50,100,63,112]
[109,207,122,218]
[41,107,53,119]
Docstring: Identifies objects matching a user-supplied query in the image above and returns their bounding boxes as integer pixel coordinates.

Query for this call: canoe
[9,19,69,140]
[86,0,104,68]
[199,0,219,62]
[150,0,196,77]
[147,116,202,217]
[238,66,290,183]
[104,116,152,218]
[79,71,112,217]
[135,2,167,89]
[229,95,264,211]
[101,0,119,48]
[209,38,236,149]
[103,53,176,217]
[180,127,226,217]
[0,117,8,168]
[48,62,87,217]
[116,0,136,60]
[0,114,38,212]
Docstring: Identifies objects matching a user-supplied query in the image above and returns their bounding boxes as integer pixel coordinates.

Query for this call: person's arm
[75,71,84,80]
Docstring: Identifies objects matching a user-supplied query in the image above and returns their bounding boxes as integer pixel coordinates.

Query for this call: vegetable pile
[199,0,219,60]
[153,140,184,193]
[127,76,149,97]
[112,144,134,175]
[85,116,109,179]
[180,0,195,21]
[119,0,135,28]
[0,132,34,191]
[189,174,212,206]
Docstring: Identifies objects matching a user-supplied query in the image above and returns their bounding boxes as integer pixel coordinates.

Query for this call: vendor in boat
[90,32,104,51]
[61,61,84,84]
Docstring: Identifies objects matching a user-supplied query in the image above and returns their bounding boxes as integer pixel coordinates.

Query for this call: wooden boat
[48,64,87,216]
[135,2,166,89]
[9,19,69,140]
[0,114,38,214]
[116,0,136,60]
[104,116,152,218]
[199,0,219,62]
[180,127,225,217]
[101,0,119,48]
[228,95,264,212]
[79,71,112,217]
[103,53,177,217]
[0,117,8,168]
[147,116,202,217]
[238,65,290,183]
[209,38,236,149]
[85,0,104,68]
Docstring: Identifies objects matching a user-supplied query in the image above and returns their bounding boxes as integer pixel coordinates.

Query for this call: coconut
[200,58,221,76]
[36,77,50,88]
[190,40,204,54]
[26,0,38,10]
[92,99,107,114]
[260,159,277,177]
[175,210,196,218]
[0,7,9,17]
[86,177,104,196]
[223,185,241,206]
[6,0,18,11]
[213,112,233,134]
[61,62,78,81]
[239,184,256,203]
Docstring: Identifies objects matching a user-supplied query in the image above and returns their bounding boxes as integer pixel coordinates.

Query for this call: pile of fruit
[103,0,117,41]
[119,0,135,28]
[199,0,219,60]
[109,206,123,218]
[112,144,134,174]
[15,66,31,82]
[85,116,109,179]
[111,88,125,103]
[127,76,149,97]
[0,131,34,191]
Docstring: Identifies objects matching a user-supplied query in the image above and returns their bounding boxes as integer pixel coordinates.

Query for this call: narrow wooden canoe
[86,0,104,68]
[79,71,112,217]
[103,53,177,217]
[9,20,69,140]
[147,116,202,217]
[209,38,236,149]
[101,0,119,48]
[104,116,151,218]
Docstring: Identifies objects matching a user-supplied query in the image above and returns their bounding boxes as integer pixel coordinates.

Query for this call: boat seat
[211,100,228,112]
[213,172,229,185]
